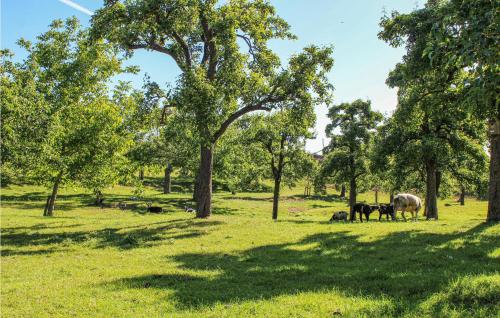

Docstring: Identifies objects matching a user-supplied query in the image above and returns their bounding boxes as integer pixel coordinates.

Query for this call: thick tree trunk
[349,178,357,221]
[487,118,500,222]
[459,187,465,206]
[163,163,172,194]
[272,177,281,220]
[425,161,438,220]
[44,172,63,217]
[196,145,214,218]
[340,184,346,198]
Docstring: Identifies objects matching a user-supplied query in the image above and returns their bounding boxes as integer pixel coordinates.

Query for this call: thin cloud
[58,0,94,16]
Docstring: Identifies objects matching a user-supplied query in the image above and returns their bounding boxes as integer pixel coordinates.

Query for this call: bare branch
[212,103,272,142]
[237,34,257,59]
[171,31,192,67]
[127,41,186,70]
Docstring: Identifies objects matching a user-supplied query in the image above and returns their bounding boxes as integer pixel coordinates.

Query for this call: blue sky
[1,0,418,152]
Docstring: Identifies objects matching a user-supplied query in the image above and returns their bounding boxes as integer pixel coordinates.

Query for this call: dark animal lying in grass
[185,206,196,213]
[118,202,127,210]
[330,211,348,222]
[378,204,396,221]
[146,202,162,213]
[351,203,377,222]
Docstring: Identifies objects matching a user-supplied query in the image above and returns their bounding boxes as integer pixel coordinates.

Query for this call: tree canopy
[1,18,132,216]
[91,0,333,217]
[319,99,382,212]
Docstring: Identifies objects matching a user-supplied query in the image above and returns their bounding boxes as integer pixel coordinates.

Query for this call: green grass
[1,181,499,317]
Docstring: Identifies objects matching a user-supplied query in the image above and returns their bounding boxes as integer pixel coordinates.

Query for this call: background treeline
[1,0,497,222]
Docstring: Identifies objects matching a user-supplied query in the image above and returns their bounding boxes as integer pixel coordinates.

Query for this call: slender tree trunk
[425,161,438,220]
[374,189,379,204]
[349,178,357,221]
[436,170,442,197]
[423,186,427,217]
[43,196,51,216]
[390,191,394,204]
[196,145,214,218]
[44,172,63,217]
[487,118,500,222]
[340,184,346,198]
[139,168,144,180]
[95,190,103,206]
[193,173,199,201]
[272,177,281,220]
[163,163,172,194]
[459,187,465,206]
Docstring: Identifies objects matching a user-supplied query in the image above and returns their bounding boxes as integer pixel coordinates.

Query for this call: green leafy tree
[379,0,499,221]
[448,149,489,206]
[157,112,199,194]
[214,122,268,194]
[379,2,490,219]
[91,0,333,218]
[319,99,382,216]
[0,49,34,186]
[3,18,130,216]
[249,107,316,220]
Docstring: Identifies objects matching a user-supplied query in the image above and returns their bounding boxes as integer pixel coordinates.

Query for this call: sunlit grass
[1,180,499,317]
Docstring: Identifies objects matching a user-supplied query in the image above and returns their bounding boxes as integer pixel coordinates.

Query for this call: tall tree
[91,0,333,218]
[249,106,316,220]
[3,18,130,216]
[379,0,499,221]
[320,99,382,217]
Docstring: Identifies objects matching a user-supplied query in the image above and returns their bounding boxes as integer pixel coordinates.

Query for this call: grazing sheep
[184,206,196,213]
[330,211,348,222]
[351,203,374,222]
[378,204,396,221]
[146,202,163,213]
[393,193,422,221]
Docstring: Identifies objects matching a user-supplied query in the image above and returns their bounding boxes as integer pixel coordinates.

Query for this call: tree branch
[171,31,192,68]
[199,8,217,80]
[127,41,186,70]
[237,34,257,60]
[211,79,285,142]
[212,103,272,142]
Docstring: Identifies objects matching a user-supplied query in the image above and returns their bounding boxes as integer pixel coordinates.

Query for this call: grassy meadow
[1,178,499,317]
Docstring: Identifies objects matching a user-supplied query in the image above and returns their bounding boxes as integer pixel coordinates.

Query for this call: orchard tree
[4,18,131,216]
[379,0,499,221]
[320,99,382,216]
[249,107,317,220]
[0,49,34,186]
[91,0,333,218]
[157,112,198,193]
[375,78,486,220]
[371,118,426,203]
[448,149,489,206]
[214,122,268,194]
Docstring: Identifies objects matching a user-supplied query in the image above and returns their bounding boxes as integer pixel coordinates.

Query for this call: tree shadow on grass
[107,222,499,315]
[1,218,223,256]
